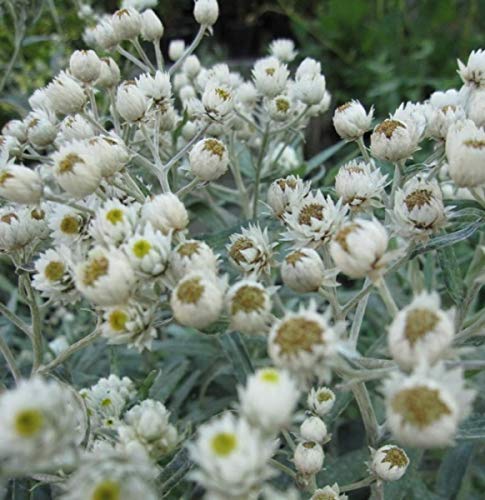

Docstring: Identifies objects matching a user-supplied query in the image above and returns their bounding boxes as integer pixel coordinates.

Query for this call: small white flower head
[188,412,276,498]
[141,9,164,41]
[57,114,96,144]
[26,110,58,148]
[296,58,321,80]
[118,399,177,460]
[266,94,294,122]
[189,137,229,181]
[202,83,234,121]
[333,100,374,141]
[93,19,120,51]
[116,81,148,122]
[252,56,290,98]
[89,198,140,246]
[169,239,218,281]
[281,248,327,293]
[238,367,299,434]
[283,190,348,248]
[137,70,172,102]
[388,291,454,370]
[235,82,259,108]
[330,218,390,280]
[171,271,224,329]
[95,57,121,88]
[183,55,201,79]
[294,72,327,106]
[45,71,87,116]
[393,175,447,239]
[267,175,310,218]
[446,119,485,187]
[426,89,466,140]
[112,8,142,40]
[142,192,189,235]
[194,0,219,26]
[75,246,136,306]
[268,302,339,383]
[3,119,27,142]
[0,163,42,204]
[294,440,324,476]
[48,204,87,246]
[270,38,297,63]
[87,134,129,177]
[393,101,428,140]
[458,49,485,88]
[371,444,409,482]
[227,224,274,276]
[370,118,420,162]
[168,39,185,61]
[0,206,48,252]
[0,377,78,472]
[124,223,171,276]
[468,89,485,127]
[307,386,336,417]
[226,279,272,334]
[300,416,328,443]
[311,483,348,500]
[69,49,101,83]
[102,302,157,351]
[383,363,476,448]
[51,141,102,198]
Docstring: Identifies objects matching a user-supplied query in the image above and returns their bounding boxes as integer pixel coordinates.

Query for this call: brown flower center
[177,241,200,257]
[285,250,305,266]
[275,98,290,113]
[231,285,266,314]
[203,138,225,158]
[298,203,324,226]
[464,139,485,149]
[404,308,440,346]
[335,223,358,252]
[83,257,109,286]
[60,215,80,234]
[375,119,405,139]
[404,189,433,211]
[58,153,84,174]
[275,317,324,355]
[381,447,409,468]
[229,237,254,264]
[0,171,13,186]
[176,277,204,304]
[337,102,352,112]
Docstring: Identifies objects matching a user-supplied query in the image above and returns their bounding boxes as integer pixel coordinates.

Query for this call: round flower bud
[170,239,218,281]
[370,118,420,162]
[311,483,347,500]
[468,89,485,128]
[252,57,289,98]
[458,49,485,88]
[307,386,336,417]
[296,58,321,79]
[267,95,293,122]
[0,206,47,252]
[45,71,87,116]
[141,9,164,41]
[330,218,389,280]
[238,368,299,434]
[182,55,201,79]
[96,58,121,88]
[168,40,185,61]
[281,248,325,293]
[86,134,129,178]
[189,137,229,181]
[116,81,148,122]
[300,416,327,443]
[93,20,119,51]
[294,441,324,476]
[426,89,466,140]
[142,193,189,235]
[112,8,142,40]
[371,445,409,482]
[26,111,57,148]
[202,83,234,121]
[333,100,374,141]
[270,39,297,63]
[69,50,101,83]
[294,74,326,106]
[170,272,224,329]
[0,164,42,204]
[226,280,272,335]
[2,120,27,143]
[57,114,96,144]
[267,175,310,218]
[194,0,219,26]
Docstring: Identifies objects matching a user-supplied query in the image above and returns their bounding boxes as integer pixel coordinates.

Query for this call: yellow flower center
[203,138,225,158]
[31,209,45,221]
[337,102,352,112]
[83,257,109,286]
[105,208,124,225]
[44,261,65,282]
[58,153,84,174]
[108,310,129,331]
[464,139,485,149]
[381,447,409,468]
[404,308,440,346]
[231,285,265,314]
[1,213,17,224]
[275,98,290,113]
[132,239,152,258]
[92,480,121,500]
[60,215,80,234]
[298,203,324,226]
[275,317,324,355]
[215,88,231,101]
[259,368,280,383]
[375,119,405,139]
[211,432,237,457]
[15,409,44,437]
[317,389,333,403]
[265,68,276,76]
[276,178,297,190]
[176,277,204,304]
[101,398,112,407]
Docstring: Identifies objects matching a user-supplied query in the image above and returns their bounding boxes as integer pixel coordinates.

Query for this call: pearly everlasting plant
[0,1,484,499]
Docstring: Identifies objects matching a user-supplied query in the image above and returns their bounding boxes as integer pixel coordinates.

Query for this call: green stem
[340,475,375,493]
[351,382,379,447]
[376,278,398,317]
[0,302,32,339]
[252,124,270,218]
[356,136,371,162]
[22,275,43,374]
[0,333,21,383]
[269,459,296,479]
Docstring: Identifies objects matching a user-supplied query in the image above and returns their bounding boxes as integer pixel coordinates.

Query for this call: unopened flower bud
[371,445,410,481]
[333,100,374,141]
[168,40,185,61]
[189,137,229,181]
[112,8,142,40]
[116,81,148,122]
[96,58,120,88]
[307,387,336,417]
[0,164,42,204]
[141,9,164,41]
[281,248,325,293]
[194,0,219,26]
[300,416,327,443]
[294,441,324,476]
[69,50,101,83]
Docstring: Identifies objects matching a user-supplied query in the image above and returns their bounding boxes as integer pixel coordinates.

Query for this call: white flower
[426,89,466,140]
[58,114,96,144]
[388,291,454,370]
[96,57,121,88]
[393,101,428,140]
[45,71,87,115]
[3,119,27,142]
[118,399,177,460]
[202,83,234,121]
[0,206,47,252]
[235,82,259,108]
[382,363,475,448]
[393,175,447,239]
[281,248,329,293]
[101,302,157,351]
[458,49,485,88]
[283,190,347,248]
[142,192,189,234]
[28,87,51,111]
[141,9,164,41]
[311,483,348,500]
[93,19,119,51]
[188,412,276,499]
[69,50,101,83]
[300,416,327,443]
[189,137,229,181]
[370,118,420,162]
[227,224,274,276]
[0,163,42,204]
[75,246,136,306]
[0,377,78,473]
[226,280,272,334]
[87,134,129,177]
[51,141,102,198]
[112,8,142,40]
[371,445,409,482]
[116,81,148,122]
[252,56,289,97]
[168,39,185,61]
[294,441,324,476]
[446,119,485,187]
[335,159,387,210]
[307,386,336,417]
[238,367,299,434]
[171,271,225,329]
[333,100,374,141]
[468,89,485,127]
[296,58,321,80]
[267,95,293,122]
[269,38,297,63]
[294,73,327,106]
[267,175,310,218]
[137,70,172,101]
[26,110,58,147]
[183,55,201,78]
[194,0,219,26]
[47,204,87,246]
[268,302,339,383]
[329,218,392,280]
[169,239,218,281]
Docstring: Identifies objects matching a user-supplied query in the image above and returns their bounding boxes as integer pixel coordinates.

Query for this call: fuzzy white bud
[294,441,324,476]
[69,50,101,83]
[189,137,229,181]
[112,8,142,40]
[141,9,164,41]
[193,0,219,26]
[300,416,328,443]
